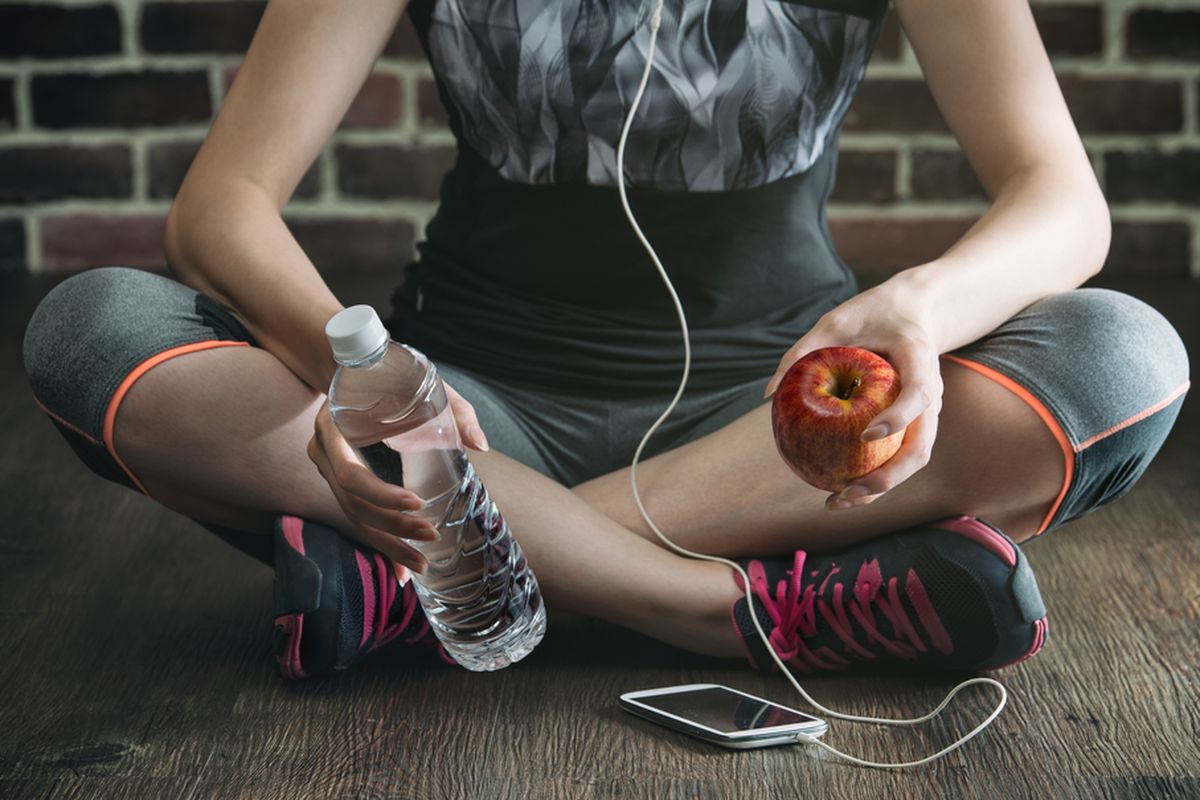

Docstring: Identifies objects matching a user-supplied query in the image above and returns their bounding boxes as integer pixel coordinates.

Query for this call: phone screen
[635,687,818,734]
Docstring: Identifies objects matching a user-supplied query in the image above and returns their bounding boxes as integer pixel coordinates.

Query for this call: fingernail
[840,485,870,500]
[763,381,776,399]
[861,425,890,442]
[828,499,852,511]
[407,521,433,538]
[469,426,490,451]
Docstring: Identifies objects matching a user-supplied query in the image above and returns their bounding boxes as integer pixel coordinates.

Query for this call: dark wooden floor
[0,271,1196,800]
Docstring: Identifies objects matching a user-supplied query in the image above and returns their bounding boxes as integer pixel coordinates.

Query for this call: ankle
[664,560,745,658]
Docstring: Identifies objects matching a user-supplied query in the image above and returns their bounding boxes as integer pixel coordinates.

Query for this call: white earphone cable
[615,0,1008,768]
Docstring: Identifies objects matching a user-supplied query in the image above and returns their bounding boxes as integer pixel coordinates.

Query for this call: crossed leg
[570,357,1064,555]
[111,341,1063,660]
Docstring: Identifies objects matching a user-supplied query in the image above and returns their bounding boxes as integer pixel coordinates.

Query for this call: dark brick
[0,3,121,59]
[910,150,985,201]
[1104,222,1191,275]
[338,73,403,129]
[1032,5,1103,57]
[337,145,456,200]
[284,218,416,274]
[843,80,946,133]
[0,219,25,272]
[0,145,132,203]
[1,79,13,130]
[1126,10,1200,60]
[41,215,167,274]
[383,16,423,59]
[147,141,201,200]
[827,217,978,282]
[141,1,266,54]
[830,150,896,204]
[1105,150,1200,205]
[1060,78,1183,133]
[148,140,320,200]
[417,77,449,129]
[33,71,211,129]
[845,77,1182,135]
[873,12,902,62]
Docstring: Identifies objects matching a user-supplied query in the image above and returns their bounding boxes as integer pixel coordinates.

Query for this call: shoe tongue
[770,552,922,667]
[803,573,884,664]
[809,555,961,663]
[853,558,884,604]
[802,543,930,661]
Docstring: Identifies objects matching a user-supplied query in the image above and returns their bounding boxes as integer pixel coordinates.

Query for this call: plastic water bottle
[324,305,547,671]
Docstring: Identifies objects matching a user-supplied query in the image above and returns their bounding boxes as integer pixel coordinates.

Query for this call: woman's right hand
[307,399,439,578]
[306,384,490,579]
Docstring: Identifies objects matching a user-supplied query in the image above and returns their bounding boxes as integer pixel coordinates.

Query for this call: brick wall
[1,0,1197,280]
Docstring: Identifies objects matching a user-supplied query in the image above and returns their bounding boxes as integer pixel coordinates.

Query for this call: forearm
[889,167,1111,354]
[165,179,342,393]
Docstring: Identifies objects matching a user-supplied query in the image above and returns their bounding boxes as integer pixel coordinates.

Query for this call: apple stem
[835,375,862,400]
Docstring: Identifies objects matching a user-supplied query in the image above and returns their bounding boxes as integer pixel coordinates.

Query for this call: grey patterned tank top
[392,0,891,393]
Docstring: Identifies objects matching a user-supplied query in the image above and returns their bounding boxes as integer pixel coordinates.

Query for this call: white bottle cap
[326,305,390,363]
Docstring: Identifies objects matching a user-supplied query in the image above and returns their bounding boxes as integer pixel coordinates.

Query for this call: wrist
[250,301,342,393]
[303,306,343,392]
[305,352,338,393]
[883,263,946,352]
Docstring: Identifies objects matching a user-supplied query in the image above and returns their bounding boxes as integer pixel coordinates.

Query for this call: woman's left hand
[763,277,944,510]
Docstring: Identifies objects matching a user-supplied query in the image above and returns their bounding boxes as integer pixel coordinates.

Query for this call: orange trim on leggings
[102,340,250,496]
[1075,381,1190,451]
[942,354,1074,536]
[32,393,101,445]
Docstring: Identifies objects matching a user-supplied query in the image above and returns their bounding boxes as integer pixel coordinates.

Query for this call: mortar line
[118,0,140,59]
[1105,207,1200,222]
[896,140,912,201]
[131,136,146,202]
[320,147,338,203]
[401,71,419,138]
[208,61,227,111]
[0,197,440,216]
[26,213,41,276]
[1183,74,1198,136]
[1191,214,1200,278]
[1103,0,1125,65]
[0,54,426,77]
[13,69,30,132]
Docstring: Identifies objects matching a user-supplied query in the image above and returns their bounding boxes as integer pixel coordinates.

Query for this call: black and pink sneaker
[272,515,452,680]
[731,516,1049,675]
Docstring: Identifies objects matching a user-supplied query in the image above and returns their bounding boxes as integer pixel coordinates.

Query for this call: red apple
[771,346,905,492]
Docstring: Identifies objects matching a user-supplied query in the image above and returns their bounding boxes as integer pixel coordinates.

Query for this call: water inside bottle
[333,373,545,670]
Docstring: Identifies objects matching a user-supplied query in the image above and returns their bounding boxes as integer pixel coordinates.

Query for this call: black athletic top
[389,0,891,395]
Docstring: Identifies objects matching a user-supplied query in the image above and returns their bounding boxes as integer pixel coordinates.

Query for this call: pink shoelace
[363,552,455,665]
[746,549,955,672]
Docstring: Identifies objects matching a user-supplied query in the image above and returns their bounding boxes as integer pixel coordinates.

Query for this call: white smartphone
[619,683,828,750]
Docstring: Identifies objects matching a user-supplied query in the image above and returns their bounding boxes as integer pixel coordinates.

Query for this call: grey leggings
[23,267,1190,544]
